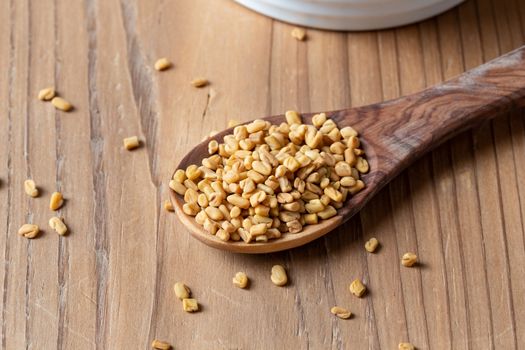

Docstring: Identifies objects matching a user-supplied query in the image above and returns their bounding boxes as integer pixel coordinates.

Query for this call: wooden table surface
[2,0,525,349]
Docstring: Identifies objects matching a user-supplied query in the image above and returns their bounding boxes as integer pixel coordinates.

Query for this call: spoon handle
[353,45,525,179]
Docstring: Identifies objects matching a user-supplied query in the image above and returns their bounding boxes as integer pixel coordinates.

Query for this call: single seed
[191,78,208,88]
[173,282,191,299]
[51,97,73,111]
[24,179,39,197]
[164,200,174,212]
[270,265,288,286]
[182,298,199,312]
[49,216,68,235]
[233,272,249,289]
[123,136,140,150]
[285,110,302,125]
[349,279,366,297]
[49,191,64,211]
[37,87,56,101]
[291,27,306,41]
[169,180,187,196]
[154,57,171,71]
[151,339,172,350]
[401,252,418,267]
[398,343,415,350]
[365,237,379,253]
[330,306,352,319]
[17,224,39,239]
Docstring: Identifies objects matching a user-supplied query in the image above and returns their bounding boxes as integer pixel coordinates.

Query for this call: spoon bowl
[171,46,525,253]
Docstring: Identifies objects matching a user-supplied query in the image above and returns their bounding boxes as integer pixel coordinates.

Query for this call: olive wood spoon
[171,46,525,254]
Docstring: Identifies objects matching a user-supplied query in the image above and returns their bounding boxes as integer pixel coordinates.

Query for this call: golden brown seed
[151,339,172,350]
[154,57,172,71]
[228,119,241,128]
[17,224,39,239]
[169,180,187,195]
[208,140,219,154]
[173,282,191,299]
[356,157,369,173]
[398,343,415,350]
[164,200,174,212]
[233,272,249,289]
[349,279,366,297]
[51,97,73,111]
[285,110,302,125]
[123,136,140,150]
[49,216,68,235]
[50,191,64,211]
[24,179,39,197]
[291,27,306,41]
[182,298,199,312]
[312,113,327,128]
[286,219,302,234]
[365,237,379,253]
[205,206,224,221]
[330,306,352,319]
[191,78,208,88]
[340,126,358,138]
[401,252,418,267]
[186,165,202,181]
[38,87,56,101]
[173,169,186,183]
[334,161,353,177]
[317,205,337,219]
[183,202,199,216]
[250,223,268,236]
[270,265,288,286]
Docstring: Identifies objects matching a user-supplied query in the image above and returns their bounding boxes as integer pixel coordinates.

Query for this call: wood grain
[1,0,525,348]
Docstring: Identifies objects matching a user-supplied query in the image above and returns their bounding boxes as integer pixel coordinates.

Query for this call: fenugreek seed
[401,252,418,267]
[183,202,199,216]
[317,205,337,219]
[303,213,318,225]
[340,176,356,187]
[356,157,369,173]
[154,57,171,71]
[271,265,288,286]
[349,279,366,297]
[186,165,202,181]
[216,229,230,241]
[398,343,415,350]
[38,87,56,101]
[250,223,268,236]
[173,282,191,299]
[203,219,219,234]
[163,200,174,212]
[182,298,199,312]
[151,339,172,350]
[285,110,301,125]
[169,180,187,195]
[330,306,352,319]
[286,219,302,233]
[291,27,306,41]
[50,191,63,211]
[365,237,379,253]
[228,119,241,128]
[205,206,224,221]
[324,186,343,202]
[305,199,325,213]
[334,161,352,177]
[173,169,186,183]
[252,161,272,176]
[227,194,250,209]
[191,78,208,88]
[348,180,365,195]
[51,97,73,111]
[208,140,219,155]
[312,113,327,128]
[233,272,249,289]
[17,224,39,239]
[123,136,140,150]
[24,179,39,197]
[340,126,358,138]
[283,156,301,172]
[49,216,67,235]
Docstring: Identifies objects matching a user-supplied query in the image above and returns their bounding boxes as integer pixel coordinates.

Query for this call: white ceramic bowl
[234,0,465,30]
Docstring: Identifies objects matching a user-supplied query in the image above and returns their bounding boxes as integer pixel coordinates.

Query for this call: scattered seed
[24,179,39,197]
[51,97,73,111]
[401,252,418,267]
[151,339,172,350]
[270,265,288,286]
[37,87,56,101]
[365,237,379,253]
[291,27,306,41]
[233,272,249,289]
[191,78,208,88]
[49,216,68,235]
[154,58,172,71]
[182,298,199,312]
[330,306,352,319]
[173,282,191,300]
[49,191,64,211]
[164,200,174,212]
[17,224,39,239]
[123,136,140,150]
[349,279,366,297]
[398,343,415,350]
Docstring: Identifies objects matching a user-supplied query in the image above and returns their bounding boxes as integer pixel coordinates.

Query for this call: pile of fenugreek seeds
[169,111,368,243]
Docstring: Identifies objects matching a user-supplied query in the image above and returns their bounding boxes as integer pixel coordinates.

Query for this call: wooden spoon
[171,46,525,254]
